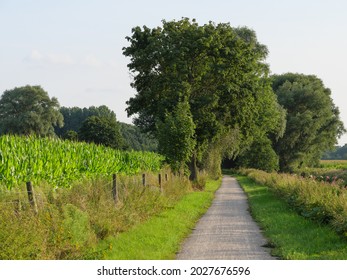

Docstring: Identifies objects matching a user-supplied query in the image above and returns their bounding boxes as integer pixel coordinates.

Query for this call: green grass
[235,174,347,259]
[101,179,221,260]
[0,173,194,260]
[320,160,347,169]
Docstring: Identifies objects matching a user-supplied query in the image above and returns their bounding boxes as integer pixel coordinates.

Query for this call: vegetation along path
[176,175,275,260]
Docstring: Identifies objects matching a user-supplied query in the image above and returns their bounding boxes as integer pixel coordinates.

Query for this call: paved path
[176,176,275,260]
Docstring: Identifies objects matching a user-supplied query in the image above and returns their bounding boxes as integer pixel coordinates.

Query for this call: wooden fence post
[112,174,118,204]
[158,173,162,192]
[26,181,38,214]
[142,174,146,187]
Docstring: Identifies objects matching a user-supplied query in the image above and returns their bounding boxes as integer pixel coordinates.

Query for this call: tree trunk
[189,153,198,181]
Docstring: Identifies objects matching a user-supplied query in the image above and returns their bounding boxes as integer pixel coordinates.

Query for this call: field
[320,160,347,169]
[0,135,206,259]
[0,135,163,189]
[298,160,347,188]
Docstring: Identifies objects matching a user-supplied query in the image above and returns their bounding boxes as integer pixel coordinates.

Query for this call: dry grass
[0,170,192,259]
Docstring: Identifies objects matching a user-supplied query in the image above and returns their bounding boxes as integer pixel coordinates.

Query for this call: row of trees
[0,86,157,151]
[1,18,344,178]
[123,18,345,176]
[323,145,347,160]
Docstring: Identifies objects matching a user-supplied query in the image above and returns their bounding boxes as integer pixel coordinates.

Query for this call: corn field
[0,135,164,189]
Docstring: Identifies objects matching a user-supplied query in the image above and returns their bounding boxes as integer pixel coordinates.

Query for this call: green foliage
[78,115,124,149]
[157,100,196,171]
[55,105,116,138]
[323,145,347,160]
[271,73,346,172]
[56,106,157,152]
[320,159,347,169]
[123,18,283,177]
[0,172,194,259]
[119,122,158,151]
[0,135,163,189]
[201,129,241,179]
[103,179,221,260]
[237,136,279,172]
[62,204,96,247]
[239,169,347,237]
[64,130,78,141]
[236,174,347,260]
[0,85,63,136]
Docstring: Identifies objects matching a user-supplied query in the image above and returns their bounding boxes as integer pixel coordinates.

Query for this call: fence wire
[0,172,170,213]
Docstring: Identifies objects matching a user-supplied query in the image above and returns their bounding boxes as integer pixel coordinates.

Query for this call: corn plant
[0,135,164,189]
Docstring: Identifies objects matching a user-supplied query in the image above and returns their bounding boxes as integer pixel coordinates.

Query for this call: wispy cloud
[82,55,103,67]
[24,50,107,68]
[25,50,75,66]
[85,87,117,93]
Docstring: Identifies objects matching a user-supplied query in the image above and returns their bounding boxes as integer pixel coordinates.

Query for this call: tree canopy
[119,122,158,152]
[271,73,346,171]
[55,105,116,138]
[0,85,63,137]
[322,144,347,160]
[78,115,124,149]
[123,18,284,178]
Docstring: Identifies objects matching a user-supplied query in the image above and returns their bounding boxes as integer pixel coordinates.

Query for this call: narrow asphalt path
[176,175,275,260]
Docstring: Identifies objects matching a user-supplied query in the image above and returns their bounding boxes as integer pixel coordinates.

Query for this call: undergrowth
[0,170,193,259]
[102,179,221,260]
[238,168,347,238]
[235,174,347,259]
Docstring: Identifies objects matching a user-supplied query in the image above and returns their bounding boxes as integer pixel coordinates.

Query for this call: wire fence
[0,172,172,214]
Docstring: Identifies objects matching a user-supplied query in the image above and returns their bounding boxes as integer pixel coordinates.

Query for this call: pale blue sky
[1,0,346,145]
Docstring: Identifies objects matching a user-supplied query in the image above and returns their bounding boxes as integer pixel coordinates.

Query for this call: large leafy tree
[123,18,283,179]
[78,115,124,149]
[271,73,346,171]
[0,85,63,136]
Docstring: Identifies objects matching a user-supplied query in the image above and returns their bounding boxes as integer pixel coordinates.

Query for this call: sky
[1,0,346,145]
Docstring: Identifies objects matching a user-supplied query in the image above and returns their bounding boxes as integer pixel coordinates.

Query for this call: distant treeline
[55,105,157,152]
[322,144,347,160]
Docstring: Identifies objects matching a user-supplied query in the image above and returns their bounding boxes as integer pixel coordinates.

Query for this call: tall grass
[238,169,347,237]
[0,135,163,189]
[0,171,192,259]
[102,179,221,260]
[235,174,347,259]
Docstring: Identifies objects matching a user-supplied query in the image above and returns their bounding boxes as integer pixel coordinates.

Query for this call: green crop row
[0,135,164,189]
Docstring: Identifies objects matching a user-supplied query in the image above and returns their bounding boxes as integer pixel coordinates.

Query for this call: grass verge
[101,179,221,260]
[234,174,347,259]
[0,172,193,259]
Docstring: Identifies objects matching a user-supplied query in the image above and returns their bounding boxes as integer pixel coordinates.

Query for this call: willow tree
[272,73,346,171]
[0,85,63,137]
[124,18,283,179]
